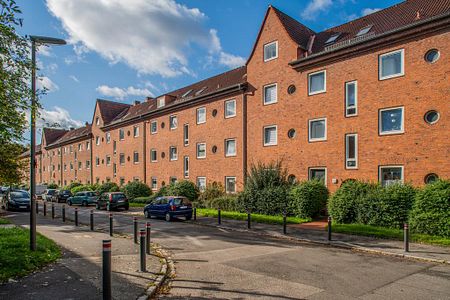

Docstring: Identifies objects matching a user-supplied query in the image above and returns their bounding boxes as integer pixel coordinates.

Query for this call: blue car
[1,190,31,211]
[144,196,192,222]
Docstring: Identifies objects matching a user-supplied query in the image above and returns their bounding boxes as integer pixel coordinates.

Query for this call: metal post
[51,204,55,219]
[133,217,138,244]
[102,240,112,300]
[30,40,37,251]
[404,223,409,252]
[75,208,78,226]
[139,229,146,272]
[90,210,94,231]
[36,201,39,214]
[43,202,47,216]
[146,222,151,255]
[327,216,332,241]
[109,213,113,237]
[193,207,197,221]
[247,212,251,229]
[62,205,65,222]
[283,211,287,235]
[218,208,221,225]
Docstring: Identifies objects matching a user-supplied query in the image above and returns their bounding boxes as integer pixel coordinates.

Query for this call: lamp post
[29,35,66,251]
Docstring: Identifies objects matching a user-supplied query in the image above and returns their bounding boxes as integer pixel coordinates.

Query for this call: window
[70,162,73,170]
[64,147,67,154]
[170,177,177,184]
[184,156,189,178]
[197,143,206,159]
[195,86,207,96]
[96,136,100,145]
[379,49,404,80]
[169,146,178,161]
[113,141,117,155]
[424,110,439,124]
[86,160,90,169]
[105,132,110,144]
[151,177,157,190]
[106,155,111,166]
[64,164,67,171]
[345,134,358,169]
[157,97,165,108]
[263,83,277,105]
[113,164,117,177]
[197,107,206,124]
[119,129,125,140]
[424,173,438,184]
[263,41,278,62]
[325,33,340,44]
[96,117,100,126]
[169,115,178,129]
[308,70,326,95]
[133,126,139,137]
[150,121,157,134]
[95,156,100,166]
[119,153,125,165]
[70,145,73,153]
[379,166,403,187]
[78,162,82,170]
[197,177,206,192]
[119,177,125,186]
[379,107,404,135]
[424,49,440,63]
[356,25,372,36]
[345,81,357,116]
[133,151,139,164]
[181,89,192,98]
[225,139,236,157]
[309,168,327,184]
[309,118,327,142]
[287,129,296,139]
[225,177,236,193]
[86,141,90,150]
[225,99,236,118]
[78,144,82,151]
[183,124,189,146]
[263,125,277,146]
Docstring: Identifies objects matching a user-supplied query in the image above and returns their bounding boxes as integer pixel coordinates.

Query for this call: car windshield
[86,192,95,197]
[47,190,56,195]
[61,190,71,195]
[11,191,30,198]
[112,194,125,200]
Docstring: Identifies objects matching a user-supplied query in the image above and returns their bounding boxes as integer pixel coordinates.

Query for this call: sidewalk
[193,216,450,264]
[1,213,165,300]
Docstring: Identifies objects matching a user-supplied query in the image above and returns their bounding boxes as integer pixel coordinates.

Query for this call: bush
[64,182,82,192]
[205,195,238,211]
[409,180,450,237]
[198,182,225,202]
[357,183,416,228]
[130,196,152,204]
[97,182,120,195]
[289,180,328,218]
[47,183,58,189]
[165,180,199,201]
[71,184,97,195]
[328,180,376,224]
[121,182,152,200]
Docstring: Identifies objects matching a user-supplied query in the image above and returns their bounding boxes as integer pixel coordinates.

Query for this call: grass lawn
[332,223,450,247]
[196,208,310,225]
[129,202,147,208]
[0,218,11,225]
[0,226,61,282]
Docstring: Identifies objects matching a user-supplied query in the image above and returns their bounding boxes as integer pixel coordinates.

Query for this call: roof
[47,124,92,148]
[96,99,131,125]
[42,128,67,146]
[19,145,41,159]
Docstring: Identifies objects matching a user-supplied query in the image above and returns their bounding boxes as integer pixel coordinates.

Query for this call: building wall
[60,139,92,186]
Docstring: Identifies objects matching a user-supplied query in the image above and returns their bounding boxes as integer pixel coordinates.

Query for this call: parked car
[42,189,57,201]
[67,191,98,206]
[144,196,192,221]
[35,185,47,199]
[96,192,129,211]
[52,190,72,203]
[1,190,31,211]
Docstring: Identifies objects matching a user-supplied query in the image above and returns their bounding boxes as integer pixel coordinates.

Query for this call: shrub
[328,180,376,223]
[357,183,416,228]
[409,180,450,237]
[130,196,152,204]
[165,180,199,201]
[199,182,225,202]
[97,182,120,195]
[289,180,328,218]
[47,183,58,189]
[64,182,82,192]
[205,195,238,211]
[71,184,97,195]
[121,182,152,200]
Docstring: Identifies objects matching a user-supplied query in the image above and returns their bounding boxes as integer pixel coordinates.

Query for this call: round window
[424,173,438,184]
[212,145,218,153]
[161,152,165,158]
[288,174,297,184]
[424,49,440,63]
[212,109,218,117]
[287,85,296,95]
[161,181,166,187]
[287,128,296,139]
[424,110,440,124]
[161,122,165,129]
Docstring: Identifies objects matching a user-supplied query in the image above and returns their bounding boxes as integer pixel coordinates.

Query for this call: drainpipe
[90,137,93,185]
[242,90,248,186]
[143,120,147,184]
[60,147,63,186]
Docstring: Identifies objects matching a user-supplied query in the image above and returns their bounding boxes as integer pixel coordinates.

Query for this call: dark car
[1,190,31,211]
[96,192,129,211]
[144,196,192,222]
[67,191,98,206]
[52,190,72,203]
[42,189,57,201]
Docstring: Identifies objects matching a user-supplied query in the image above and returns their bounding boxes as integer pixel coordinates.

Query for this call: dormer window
[263,41,278,62]
[356,25,372,37]
[181,89,192,98]
[95,117,100,126]
[325,33,340,44]
[157,97,165,108]
[195,87,207,96]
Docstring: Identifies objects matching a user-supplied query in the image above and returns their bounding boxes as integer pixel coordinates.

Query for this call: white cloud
[96,85,154,100]
[219,52,246,68]
[46,0,244,77]
[37,45,52,57]
[301,0,333,20]
[362,8,381,16]
[36,106,83,129]
[37,76,59,92]
[69,75,79,83]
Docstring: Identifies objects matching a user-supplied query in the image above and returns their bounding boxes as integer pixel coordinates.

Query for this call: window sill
[308,90,326,96]
[379,130,404,136]
[379,73,404,81]
[308,138,327,142]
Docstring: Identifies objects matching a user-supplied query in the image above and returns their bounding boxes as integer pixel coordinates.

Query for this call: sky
[17,0,402,142]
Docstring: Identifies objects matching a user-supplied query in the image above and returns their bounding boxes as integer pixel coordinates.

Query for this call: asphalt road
[21,202,450,299]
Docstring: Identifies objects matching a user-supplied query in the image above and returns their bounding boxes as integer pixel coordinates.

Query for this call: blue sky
[17,0,401,140]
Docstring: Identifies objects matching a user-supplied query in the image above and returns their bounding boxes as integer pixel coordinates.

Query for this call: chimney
[134,100,141,106]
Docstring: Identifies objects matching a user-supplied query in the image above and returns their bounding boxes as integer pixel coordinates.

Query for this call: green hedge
[165,180,199,201]
[97,182,120,195]
[205,195,238,211]
[121,182,151,200]
[289,180,328,218]
[198,182,225,206]
[130,196,152,204]
[47,183,58,189]
[71,184,97,195]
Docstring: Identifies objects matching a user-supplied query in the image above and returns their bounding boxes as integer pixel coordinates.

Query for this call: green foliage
[47,183,58,189]
[198,182,225,202]
[71,184,97,195]
[205,195,238,211]
[289,180,329,218]
[165,180,200,201]
[409,180,450,237]
[0,142,27,185]
[97,182,120,195]
[64,182,82,193]
[121,181,151,200]
[130,196,152,204]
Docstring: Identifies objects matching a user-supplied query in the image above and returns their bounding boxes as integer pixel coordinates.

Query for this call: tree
[0,142,27,185]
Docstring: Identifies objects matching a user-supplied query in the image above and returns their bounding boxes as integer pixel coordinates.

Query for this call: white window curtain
[264,85,277,104]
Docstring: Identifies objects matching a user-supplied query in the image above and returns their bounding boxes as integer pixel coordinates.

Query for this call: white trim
[308,167,327,186]
[225,176,237,193]
[196,107,206,124]
[224,99,236,118]
[345,81,358,117]
[379,106,404,135]
[225,138,237,157]
[119,129,125,141]
[133,125,139,138]
[263,125,278,146]
[196,176,206,191]
[169,146,178,161]
[106,132,111,144]
[379,165,404,186]
[169,115,178,130]
[150,149,157,162]
[196,142,206,159]
[183,123,189,146]
[308,118,327,142]
[379,49,405,80]
[150,121,157,134]
[263,40,278,62]
[263,83,278,105]
[119,153,125,165]
[133,151,139,164]
[308,70,326,95]
[183,156,189,178]
[345,133,358,169]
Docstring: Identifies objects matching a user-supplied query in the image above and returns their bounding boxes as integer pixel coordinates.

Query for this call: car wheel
[68,200,72,206]
[144,210,151,219]
[165,213,171,222]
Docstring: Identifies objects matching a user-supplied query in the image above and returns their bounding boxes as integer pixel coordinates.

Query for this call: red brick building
[28,0,449,192]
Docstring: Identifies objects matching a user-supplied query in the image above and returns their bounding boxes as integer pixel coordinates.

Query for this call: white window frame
[78,144,82,151]
[133,151,139,164]
[225,139,237,157]
[196,142,206,159]
[183,124,189,146]
[151,177,158,190]
[345,133,358,169]
[196,107,206,124]
[345,81,358,117]
[157,97,165,108]
[133,125,139,137]
[106,132,111,144]
[119,129,125,140]
[224,99,236,118]
[78,161,82,170]
[308,118,327,142]
[95,156,100,166]
[184,156,189,178]
[263,125,278,146]
[263,40,278,62]
[150,149,157,162]
[197,177,206,192]
[263,83,277,105]
[169,115,178,130]
[106,155,111,166]
[169,146,178,161]
[119,153,125,165]
[96,136,100,146]
[150,121,158,134]
[86,160,90,169]
[379,106,404,135]
[379,49,405,80]
[308,70,327,96]
[308,167,327,186]
[96,117,100,126]
[225,176,237,194]
[379,165,404,186]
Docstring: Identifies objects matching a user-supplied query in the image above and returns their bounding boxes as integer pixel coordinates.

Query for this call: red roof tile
[42,128,67,146]
[97,99,131,125]
[47,124,92,147]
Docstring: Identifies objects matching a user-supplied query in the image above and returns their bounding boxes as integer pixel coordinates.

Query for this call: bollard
[75,208,79,226]
[62,205,66,222]
[102,240,112,300]
[43,202,47,217]
[139,229,146,272]
[133,217,138,244]
[109,214,113,237]
[146,222,151,255]
[36,201,39,214]
[247,212,251,229]
[51,204,55,219]
[90,210,94,231]
[218,208,221,225]
[193,207,197,221]
[327,216,332,241]
[404,223,409,252]
[283,211,287,235]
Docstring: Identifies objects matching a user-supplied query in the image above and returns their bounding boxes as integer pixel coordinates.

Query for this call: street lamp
[29,35,66,251]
